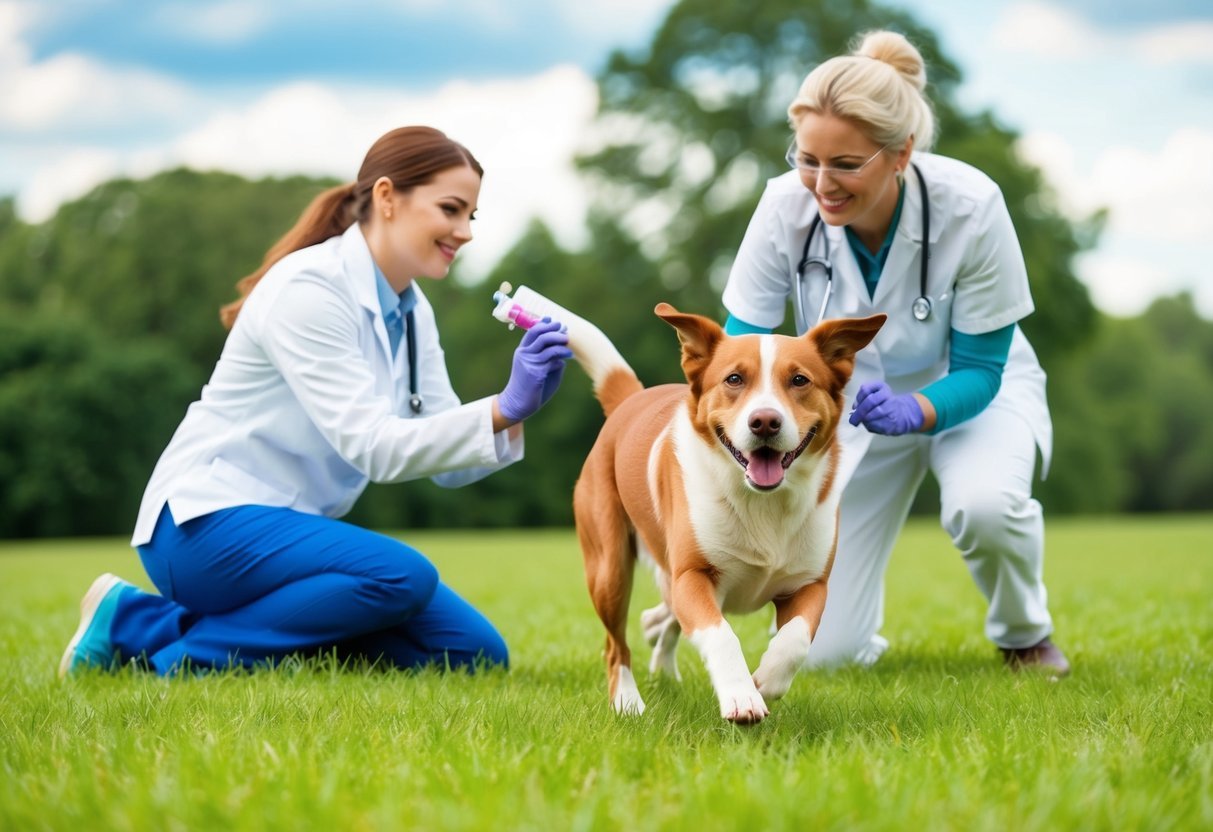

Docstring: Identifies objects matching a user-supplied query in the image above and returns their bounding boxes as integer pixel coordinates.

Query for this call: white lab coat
[722,152,1055,660]
[132,223,522,547]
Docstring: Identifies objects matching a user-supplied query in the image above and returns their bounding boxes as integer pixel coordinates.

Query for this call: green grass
[2,516,1211,831]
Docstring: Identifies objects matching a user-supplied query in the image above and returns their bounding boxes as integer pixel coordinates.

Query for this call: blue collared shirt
[373,264,418,357]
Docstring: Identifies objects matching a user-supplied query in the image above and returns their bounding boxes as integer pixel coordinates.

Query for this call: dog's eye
[725,373,744,387]
[791,374,810,388]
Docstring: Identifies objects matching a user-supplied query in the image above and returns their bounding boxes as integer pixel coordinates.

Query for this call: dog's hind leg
[641,602,682,681]
[577,492,645,715]
[639,554,682,679]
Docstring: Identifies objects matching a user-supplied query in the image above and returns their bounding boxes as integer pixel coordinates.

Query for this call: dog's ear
[655,302,724,388]
[808,314,886,384]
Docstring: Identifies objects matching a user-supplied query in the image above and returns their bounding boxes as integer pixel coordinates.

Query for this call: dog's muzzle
[716,424,819,490]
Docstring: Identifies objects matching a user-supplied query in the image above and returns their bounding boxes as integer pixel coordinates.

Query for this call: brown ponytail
[219,126,483,329]
[219,183,356,328]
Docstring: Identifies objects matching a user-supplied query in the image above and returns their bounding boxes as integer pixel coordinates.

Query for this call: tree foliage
[0,309,196,536]
[1041,293,1213,513]
[2,169,338,377]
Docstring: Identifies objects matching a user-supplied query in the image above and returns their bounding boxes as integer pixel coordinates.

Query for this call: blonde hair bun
[855,31,927,93]
[787,29,937,153]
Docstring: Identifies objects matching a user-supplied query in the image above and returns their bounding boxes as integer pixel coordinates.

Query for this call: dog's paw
[752,617,810,702]
[648,638,681,681]
[640,602,675,646]
[646,611,682,681]
[718,683,769,724]
[752,666,794,701]
[612,692,646,716]
[611,666,646,716]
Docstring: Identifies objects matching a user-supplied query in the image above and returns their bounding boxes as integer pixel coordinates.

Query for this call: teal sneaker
[58,573,134,678]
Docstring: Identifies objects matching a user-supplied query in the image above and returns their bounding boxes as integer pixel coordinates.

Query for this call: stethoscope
[792,162,931,332]
[404,309,423,414]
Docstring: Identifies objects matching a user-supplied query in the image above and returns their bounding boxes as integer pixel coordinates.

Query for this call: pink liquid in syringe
[506,304,542,329]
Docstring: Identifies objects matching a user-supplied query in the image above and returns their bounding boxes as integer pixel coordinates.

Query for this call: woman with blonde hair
[722,32,1069,675]
[61,126,571,676]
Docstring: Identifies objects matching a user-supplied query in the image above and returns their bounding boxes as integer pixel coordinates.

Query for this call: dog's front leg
[753,580,827,701]
[673,567,768,724]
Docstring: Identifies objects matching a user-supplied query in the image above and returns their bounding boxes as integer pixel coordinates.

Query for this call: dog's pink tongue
[747,452,785,488]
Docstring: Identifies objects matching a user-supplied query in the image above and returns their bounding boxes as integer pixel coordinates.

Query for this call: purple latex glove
[498,318,572,422]
[540,355,566,406]
[848,381,925,436]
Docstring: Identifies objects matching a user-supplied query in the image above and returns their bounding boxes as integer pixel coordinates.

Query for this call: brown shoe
[1000,637,1071,678]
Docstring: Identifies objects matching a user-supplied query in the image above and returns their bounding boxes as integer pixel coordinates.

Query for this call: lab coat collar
[341,222,382,317]
[898,159,943,245]
[340,222,397,364]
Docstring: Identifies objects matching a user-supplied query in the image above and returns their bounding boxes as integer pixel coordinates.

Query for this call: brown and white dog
[571,303,885,723]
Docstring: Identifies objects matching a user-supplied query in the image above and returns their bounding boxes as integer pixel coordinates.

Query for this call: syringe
[491,282,544,330]
[488,282,630,395]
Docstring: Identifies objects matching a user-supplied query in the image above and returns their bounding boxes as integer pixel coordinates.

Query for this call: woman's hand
[848,381,929,436]
[496,318,572,425]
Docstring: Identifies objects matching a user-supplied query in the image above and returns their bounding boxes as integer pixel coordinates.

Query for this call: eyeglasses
[785,141,891,178]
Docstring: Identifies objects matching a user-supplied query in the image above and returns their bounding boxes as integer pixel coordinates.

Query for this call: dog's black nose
[749,409,782,438]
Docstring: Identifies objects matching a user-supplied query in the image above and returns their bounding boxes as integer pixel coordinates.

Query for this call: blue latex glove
[848,381,925,436]
[498,318,572,422]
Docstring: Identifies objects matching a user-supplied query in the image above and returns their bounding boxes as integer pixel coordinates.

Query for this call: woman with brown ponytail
[60,126,571,677]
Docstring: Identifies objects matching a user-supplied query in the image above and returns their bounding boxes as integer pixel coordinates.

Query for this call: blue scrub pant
[108,505,508,675]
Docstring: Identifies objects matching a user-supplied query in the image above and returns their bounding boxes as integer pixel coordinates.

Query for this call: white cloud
[1089,128,1213,242]
[152,1,273,45]
[0,1,33,68]
[19,146,121,220]
[13,65,601,280]
[0,1,198,134]
[555,0,677,44]
[996,2,1102,59]
[1018,126,1213,317]
[172,82,362,177]
[1018,127,1213,244]
[995,2,1213,65]
[1134,22,1213,65]
[1075,249,1207,318]
[1,51,194,132]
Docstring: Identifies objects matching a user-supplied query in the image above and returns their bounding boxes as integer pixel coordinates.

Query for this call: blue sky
[2,0,1210,317]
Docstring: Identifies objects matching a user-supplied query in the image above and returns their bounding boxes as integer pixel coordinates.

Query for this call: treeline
[1,172,1209,538]
[2,0,1210,537]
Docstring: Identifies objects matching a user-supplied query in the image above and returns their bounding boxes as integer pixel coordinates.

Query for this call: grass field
[2,515,1210,831]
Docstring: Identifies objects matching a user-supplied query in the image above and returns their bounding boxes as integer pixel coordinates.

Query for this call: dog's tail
[507,286,642,418]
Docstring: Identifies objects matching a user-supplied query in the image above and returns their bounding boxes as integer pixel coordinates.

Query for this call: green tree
[1,169,339,380]
[0,309,196,537]
[0,170,344,537]
[1043,294,1213,513]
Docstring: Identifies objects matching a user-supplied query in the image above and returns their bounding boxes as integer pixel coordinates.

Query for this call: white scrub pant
[806,401,1053,667]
